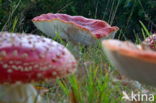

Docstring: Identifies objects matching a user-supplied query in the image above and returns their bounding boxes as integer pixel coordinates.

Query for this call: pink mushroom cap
[32,13,119,45]
[0,32,77,84]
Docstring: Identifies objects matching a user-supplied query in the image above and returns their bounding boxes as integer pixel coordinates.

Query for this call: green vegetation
[0,0,156,103]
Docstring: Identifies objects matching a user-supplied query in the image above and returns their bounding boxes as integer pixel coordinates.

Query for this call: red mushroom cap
[32,13,119,45]
[0,32,77,84]
[102,39,156,86]
[102,40,156,63]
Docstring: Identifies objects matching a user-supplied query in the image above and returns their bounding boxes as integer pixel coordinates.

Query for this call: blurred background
[0,1,156,102]
[0,0,155,41]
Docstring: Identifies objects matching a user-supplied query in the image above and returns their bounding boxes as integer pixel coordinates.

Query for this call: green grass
[36,39,156,103]
[36,21,156,103]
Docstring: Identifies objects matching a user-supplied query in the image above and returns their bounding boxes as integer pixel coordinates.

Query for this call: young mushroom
[0,32,77,103]
[102,39,156,86]
[32,13,119,45]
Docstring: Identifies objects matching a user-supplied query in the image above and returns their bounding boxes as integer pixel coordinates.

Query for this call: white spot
[34,64,39,68]
[48,65,53,68]
[37,73,43,78]
[24,67,29,71]
[52,72,57,76]
[13,50,18,56]
[17,66,23,70]
[12,65,17,70]
[22,53,28,58]
[28,66,32,70]
[0,51,7,56]
[9,61,14,64]
[8,69,13,73]
[25,67,32,71]
[41,67,48,71]
[3,64,8,69]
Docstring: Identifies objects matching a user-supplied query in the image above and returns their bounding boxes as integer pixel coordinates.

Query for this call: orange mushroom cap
[102,39,156,86]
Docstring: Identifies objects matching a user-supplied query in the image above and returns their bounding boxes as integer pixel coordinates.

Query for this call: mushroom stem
[0,84,41,103]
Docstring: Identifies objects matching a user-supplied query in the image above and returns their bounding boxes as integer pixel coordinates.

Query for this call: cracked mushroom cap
[102,39,156,86]
[32,13,119,45]
[0,32,77,84]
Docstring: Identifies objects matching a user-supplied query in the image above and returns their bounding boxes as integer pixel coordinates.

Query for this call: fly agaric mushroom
[32,13,119,45]
[0,32,77,103]
[142,34,156,51]
[102,39,156,86]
